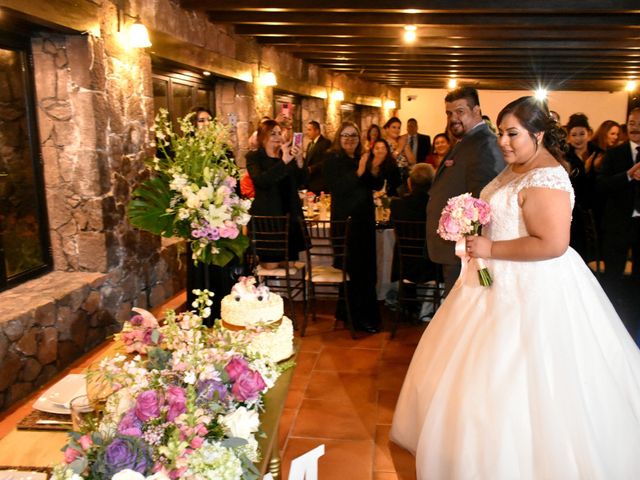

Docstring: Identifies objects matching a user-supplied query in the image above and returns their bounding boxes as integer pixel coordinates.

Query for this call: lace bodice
[480,165,574,241]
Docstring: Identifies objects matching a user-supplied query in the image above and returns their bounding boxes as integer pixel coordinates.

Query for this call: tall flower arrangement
[128,109,251,266]
[52,292,290,480]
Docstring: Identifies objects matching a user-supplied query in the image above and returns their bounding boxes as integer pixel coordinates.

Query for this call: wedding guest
[246,119,307,268]
[402,118,431,163]
[363,124,382,152]
[425,133,451,169]
[384,117,415,182]
[392,96,640,480]
[426,86,505,294]
[193,107,213,129]
[304,120,332,194]
[323,122,385,333]
[565,113,603,260]
[367,139,402,197]
[592,120,621,152]
[597,107,640,305]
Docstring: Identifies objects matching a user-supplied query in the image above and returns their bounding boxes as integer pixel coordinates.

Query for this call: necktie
[306,140,315,158]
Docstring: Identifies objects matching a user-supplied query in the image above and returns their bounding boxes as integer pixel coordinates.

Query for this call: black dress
[566,142,601,261]
[246,148,307,261]
[324,151,384,330]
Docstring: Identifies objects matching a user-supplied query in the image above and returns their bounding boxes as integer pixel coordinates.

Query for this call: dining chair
[391,219,443,338]
[300,217,355,338]
[249,214,306,329]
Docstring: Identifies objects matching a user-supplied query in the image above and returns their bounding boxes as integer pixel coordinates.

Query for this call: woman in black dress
[324,122,385,333]
[246,119,307,267]
[368,139,402,197]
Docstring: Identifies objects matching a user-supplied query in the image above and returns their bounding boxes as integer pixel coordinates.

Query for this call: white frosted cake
[220,276,294,362]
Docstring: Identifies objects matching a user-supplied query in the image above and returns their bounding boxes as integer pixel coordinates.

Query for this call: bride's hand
[466,236,492,259]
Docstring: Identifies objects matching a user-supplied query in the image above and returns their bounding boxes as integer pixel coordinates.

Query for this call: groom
[426,87,505,294]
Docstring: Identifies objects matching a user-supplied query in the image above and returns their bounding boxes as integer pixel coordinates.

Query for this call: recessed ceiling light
[625,80,637,91]
[534,88,548,100]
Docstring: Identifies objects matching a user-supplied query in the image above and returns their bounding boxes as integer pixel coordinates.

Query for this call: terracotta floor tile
[389,325,427,345]
[284,386,305,410]
[315,347,382,373]
[374,425,417,477]
[292,350,319,376]
[374,472,418,480]
[377,390,400,425]
[304,370,377,404]
[381,341,418,365]
[292,398,376,440]
[282,438,373,480]
[278,407,297,450]
[375,362,409,391]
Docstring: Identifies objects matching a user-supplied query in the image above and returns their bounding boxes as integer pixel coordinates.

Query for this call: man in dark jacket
[304,120,332,194]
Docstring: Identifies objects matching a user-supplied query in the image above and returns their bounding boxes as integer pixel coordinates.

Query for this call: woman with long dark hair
[323,122,385,333]
[392,96,640,479]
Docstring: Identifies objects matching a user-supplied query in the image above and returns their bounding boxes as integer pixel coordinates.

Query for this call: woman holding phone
[246,119,307,267]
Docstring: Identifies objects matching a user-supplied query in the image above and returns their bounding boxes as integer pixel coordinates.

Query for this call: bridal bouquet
[437,193,493,286]
[128,109,251,266]
[52,291,291,480]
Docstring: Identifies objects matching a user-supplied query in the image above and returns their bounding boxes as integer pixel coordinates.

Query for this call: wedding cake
[220,276,294,362]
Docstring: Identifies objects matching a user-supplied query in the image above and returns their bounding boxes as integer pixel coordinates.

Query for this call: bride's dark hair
[497,96,568,162]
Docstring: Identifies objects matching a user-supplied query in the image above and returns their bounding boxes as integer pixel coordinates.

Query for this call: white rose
[111,470,145,480]
[219,406,260,439]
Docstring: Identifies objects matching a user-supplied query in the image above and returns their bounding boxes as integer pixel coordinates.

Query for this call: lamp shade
[129,21,152,48]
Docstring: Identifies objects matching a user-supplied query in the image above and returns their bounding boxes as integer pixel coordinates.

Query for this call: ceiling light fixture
[625,80,637,92]
[447,78,458,89]
[403,25,417,43]
[384,100,397,109]
[202,71,211,76]
[534,88,548,101]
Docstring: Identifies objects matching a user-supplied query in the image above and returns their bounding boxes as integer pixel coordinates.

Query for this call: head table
[0,300,296,479]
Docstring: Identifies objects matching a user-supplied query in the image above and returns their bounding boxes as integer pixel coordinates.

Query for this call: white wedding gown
[390,165,640,479]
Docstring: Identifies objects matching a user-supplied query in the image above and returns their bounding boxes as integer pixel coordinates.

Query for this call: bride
[390,96,640,479]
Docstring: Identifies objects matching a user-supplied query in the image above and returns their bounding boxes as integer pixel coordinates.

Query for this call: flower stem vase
[185,244,246,326]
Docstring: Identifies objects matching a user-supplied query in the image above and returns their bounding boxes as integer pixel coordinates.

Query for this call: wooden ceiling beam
[206,11,640,27]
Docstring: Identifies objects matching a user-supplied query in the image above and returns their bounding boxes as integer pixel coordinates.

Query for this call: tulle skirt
[390,248,640,479]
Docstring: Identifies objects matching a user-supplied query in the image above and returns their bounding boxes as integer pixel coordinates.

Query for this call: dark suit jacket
[305,135,332,194]
[426,122,505,265]
[404,133,431,164]
[596,142,636,238]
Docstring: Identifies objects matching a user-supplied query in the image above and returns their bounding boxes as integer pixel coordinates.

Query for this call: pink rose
[79,434,93,450]
[166,386,186,421]
[64,447,82,464]
[232,369,267,401]
[225,356,249,381]
[190,436,204,448]
[135,390,161,421]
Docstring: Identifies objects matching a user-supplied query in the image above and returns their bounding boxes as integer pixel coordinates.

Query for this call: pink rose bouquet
[437,192,493,286]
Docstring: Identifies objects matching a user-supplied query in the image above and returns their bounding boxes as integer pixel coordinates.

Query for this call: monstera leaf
[127,177,175,237]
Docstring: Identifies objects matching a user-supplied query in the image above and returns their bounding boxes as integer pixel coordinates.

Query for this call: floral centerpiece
[128,109,251,266]
[52,291,292,480]
[437,192,493,286]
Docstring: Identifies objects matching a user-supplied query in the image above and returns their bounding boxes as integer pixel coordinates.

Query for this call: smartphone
[293,132,303,147]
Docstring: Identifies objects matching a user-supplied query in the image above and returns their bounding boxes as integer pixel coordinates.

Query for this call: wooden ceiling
[180,0,640,92]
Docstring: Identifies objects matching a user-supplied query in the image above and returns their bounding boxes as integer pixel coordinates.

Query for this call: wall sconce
[384,100,397,109]
[259,71,277,87]
[332,90,345,101]
[117,1,152,48]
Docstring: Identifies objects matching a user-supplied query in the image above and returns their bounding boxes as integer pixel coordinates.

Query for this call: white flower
[218,406,260,439]
[112,470,146,480]
[184,370,197,384]
[146,472,171,480]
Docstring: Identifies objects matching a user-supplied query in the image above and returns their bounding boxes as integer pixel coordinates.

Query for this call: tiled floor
[279,302,425,480]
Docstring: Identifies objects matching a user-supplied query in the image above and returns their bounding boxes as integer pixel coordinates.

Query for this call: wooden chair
[391,219,443,338]
[249,214,306,329]
[300,218,355,338]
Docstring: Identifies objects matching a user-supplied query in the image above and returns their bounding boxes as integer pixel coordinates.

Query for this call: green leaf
[128,177,175,236]
[217,235,249,259]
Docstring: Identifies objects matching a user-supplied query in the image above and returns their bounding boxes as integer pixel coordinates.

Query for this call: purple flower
[206,227,220,241]
[129,314,144,326]
[224,176,237,189]
[166,386,186,421]
[196,379,227,403]
[225,356,249,381]
[232,369,267,401]
[97,436,151,477]
[135,390,161,422]
[118,409,143,436]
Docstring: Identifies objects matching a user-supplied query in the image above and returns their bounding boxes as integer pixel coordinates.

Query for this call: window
[152,60,215,128]
[0,37,52,291]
